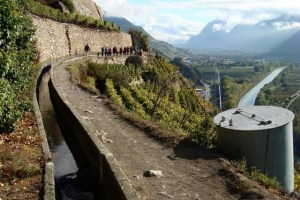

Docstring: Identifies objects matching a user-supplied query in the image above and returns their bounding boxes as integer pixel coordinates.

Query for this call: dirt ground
[0,112,43,200]
[53,58,294,200]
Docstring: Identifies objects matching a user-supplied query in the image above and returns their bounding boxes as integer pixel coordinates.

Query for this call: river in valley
[238,66,287,107]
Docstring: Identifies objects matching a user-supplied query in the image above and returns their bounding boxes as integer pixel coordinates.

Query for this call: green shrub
[125,56,144,67]
[190,117,216,148]
[24,0,116,31]
[230,158,247,173]
[295,163,300,192]
[86,59,217,148]
[67,64,97,93]
[74,14,85,25]
[130,86,153,112]
[84,16,96,27]
[105,79,122,107]
[66,12,76,22]
[0,79,21,132]
[95,19,104,29]
[87,62,142,86]
[250,167,282,190]
[129,28,149,51]
[120,86,146,116]
[105,22,113,31]
[82,76,97,93]
[0,0,37,132]
[61,0,75,13]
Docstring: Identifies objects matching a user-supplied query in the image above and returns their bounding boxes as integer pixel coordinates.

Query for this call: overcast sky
[94,0,300,44]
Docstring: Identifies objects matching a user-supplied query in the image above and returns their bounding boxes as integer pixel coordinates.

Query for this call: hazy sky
[95,0,300,44]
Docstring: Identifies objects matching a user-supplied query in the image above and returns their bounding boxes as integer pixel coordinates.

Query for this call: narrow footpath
[52,58,284,200]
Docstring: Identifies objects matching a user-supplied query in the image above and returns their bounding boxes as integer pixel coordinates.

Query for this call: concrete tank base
[214,106,295,192]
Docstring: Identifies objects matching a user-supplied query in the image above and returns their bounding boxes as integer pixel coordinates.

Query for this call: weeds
[0,112,42,185]
[2,156,39,178]
[66,64,97,93]
[295,162,300,192]
[230,158,247,173]
[250,167,282,190]
[226,159,282,191]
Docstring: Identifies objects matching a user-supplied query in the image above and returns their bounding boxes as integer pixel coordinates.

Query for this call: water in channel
[238,66,287,107]
[38,72,94,200]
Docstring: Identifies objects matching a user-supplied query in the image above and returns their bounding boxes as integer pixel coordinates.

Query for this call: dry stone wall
[68,26,132,55]
[32,16,70,62]
[31,15,132,62]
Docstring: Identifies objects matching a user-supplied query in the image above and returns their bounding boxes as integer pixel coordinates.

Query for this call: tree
[128,28,149,52]
[255,91,268,105]
[148,71,178,116]
[178,87,203,128]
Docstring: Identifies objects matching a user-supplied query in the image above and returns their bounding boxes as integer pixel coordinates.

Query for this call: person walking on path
[84,43,90,58]
[101,47,104,57]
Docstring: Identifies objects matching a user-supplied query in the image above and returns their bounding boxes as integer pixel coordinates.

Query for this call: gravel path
[52,58,278,200]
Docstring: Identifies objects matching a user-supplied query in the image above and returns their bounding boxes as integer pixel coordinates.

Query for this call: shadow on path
[173,138,220,160]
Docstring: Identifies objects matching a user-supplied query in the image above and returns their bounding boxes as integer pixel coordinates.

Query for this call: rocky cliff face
[39,0,103,19]
[72,0,102,20]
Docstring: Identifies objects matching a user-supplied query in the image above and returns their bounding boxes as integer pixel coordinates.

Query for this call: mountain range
[184,15,300,59]
[104,16,189,59]
[105,14,300,60]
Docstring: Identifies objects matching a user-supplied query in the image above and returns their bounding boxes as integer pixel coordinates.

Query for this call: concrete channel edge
[34,56,140,199]
[33,62,55,200]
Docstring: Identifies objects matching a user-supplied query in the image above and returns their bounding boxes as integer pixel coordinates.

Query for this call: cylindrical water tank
[214,106,294,192]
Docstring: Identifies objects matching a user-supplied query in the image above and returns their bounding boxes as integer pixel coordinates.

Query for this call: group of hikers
[100,46,134,57]
[84,43,136,58]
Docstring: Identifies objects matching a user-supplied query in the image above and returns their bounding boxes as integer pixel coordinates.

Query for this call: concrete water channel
[38,68,94,199]
[36,57,139,200]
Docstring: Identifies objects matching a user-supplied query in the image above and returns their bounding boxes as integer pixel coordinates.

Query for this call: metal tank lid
[214,106,294,131]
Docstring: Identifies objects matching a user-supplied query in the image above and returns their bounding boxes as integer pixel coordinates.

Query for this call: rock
[167,155,177,160]
[84,110,93,114]
[107,139,113,143]
[133,175,141,180]
[96,130,108,136]
[143,170,163,177]
[218,158,230,167]
[82,116,95,121]
[66,174,77,180]
[96,130,112,143]
[158,191,173,198]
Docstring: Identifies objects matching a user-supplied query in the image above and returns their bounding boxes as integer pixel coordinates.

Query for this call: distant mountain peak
[262,14,300,25]
[202,20,227,33]
[185,14,300,53]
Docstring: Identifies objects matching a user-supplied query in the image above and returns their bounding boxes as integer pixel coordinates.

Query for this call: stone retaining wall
[68,25,132,55]
[31,16,132,62]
